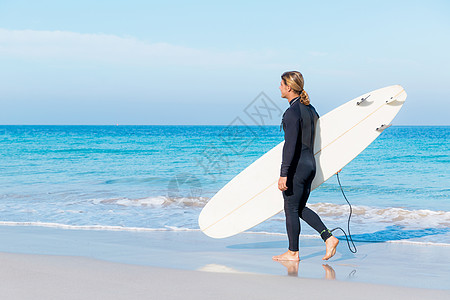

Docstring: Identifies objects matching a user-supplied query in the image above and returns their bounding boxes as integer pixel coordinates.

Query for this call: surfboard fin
[376,124,392,132]
[357,95,371,105]
[386,97,405,104]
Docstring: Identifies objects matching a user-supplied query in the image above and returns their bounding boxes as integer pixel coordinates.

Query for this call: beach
[0,125,449,298]
[1,255,449,300]
[0,225,449,299]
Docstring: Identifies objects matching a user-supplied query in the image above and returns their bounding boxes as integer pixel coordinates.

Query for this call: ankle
[320,229,333,242]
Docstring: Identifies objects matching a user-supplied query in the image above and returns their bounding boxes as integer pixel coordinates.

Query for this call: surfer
[272,71,339,262]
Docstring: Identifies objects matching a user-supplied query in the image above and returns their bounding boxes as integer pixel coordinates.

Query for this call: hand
[278,176,288,191]
[335,168,342,175]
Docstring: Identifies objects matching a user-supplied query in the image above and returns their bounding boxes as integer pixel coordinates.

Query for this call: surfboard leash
[330,172,357,253]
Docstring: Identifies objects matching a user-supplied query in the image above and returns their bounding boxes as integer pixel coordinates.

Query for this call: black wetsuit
[281,97,332,252]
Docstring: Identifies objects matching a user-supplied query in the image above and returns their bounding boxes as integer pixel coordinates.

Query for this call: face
[279,80,290,99]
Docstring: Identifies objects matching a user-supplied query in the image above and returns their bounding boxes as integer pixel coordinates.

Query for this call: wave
[89,197,450,227]
[86,195,450,229]
[307,202,450,228]
[1,221,449,247]
[0,221,200,232]
[91,196,209,207]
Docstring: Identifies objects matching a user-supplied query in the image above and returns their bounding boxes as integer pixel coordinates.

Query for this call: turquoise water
[0,125,448,244]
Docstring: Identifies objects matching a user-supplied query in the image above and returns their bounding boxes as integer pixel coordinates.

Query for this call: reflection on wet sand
[274,261,337,279]
[322,264,336,280]
[197,261,354,281]
[276,260,299,277]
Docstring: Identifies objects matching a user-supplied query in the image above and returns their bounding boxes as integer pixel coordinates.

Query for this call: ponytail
[299,89,310,105]
[281,71,311,105]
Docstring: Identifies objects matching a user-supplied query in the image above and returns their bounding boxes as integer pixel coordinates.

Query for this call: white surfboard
[199,85,407,238]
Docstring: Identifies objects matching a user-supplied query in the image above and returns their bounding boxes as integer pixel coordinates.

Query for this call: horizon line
[1,124,449,127]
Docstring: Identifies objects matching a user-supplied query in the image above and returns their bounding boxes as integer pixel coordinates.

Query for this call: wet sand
[0,225,449,299]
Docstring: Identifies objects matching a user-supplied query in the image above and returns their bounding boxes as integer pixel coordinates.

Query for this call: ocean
[0,125,448,245]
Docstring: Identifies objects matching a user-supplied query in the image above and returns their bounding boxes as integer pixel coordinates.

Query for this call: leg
[300,207,339,260]
[284,187,302,252]
[295,182,330,240]
[272,180,304,261]
[300,207,330,240]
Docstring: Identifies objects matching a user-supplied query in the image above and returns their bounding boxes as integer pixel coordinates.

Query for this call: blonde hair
[281,71,310,105]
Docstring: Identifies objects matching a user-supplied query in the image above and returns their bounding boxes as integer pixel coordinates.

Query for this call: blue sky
[0,0,449,125]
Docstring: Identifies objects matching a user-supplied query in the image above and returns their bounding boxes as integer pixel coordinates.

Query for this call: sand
[1,252,449,300]
[0,225,449,299]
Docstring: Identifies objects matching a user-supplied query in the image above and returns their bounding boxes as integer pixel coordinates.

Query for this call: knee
[299,206,310,218]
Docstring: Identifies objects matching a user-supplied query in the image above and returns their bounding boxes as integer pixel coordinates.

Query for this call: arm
[280,109,300,177]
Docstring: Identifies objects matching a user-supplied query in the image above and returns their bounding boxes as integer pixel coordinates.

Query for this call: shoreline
[0,225,449,291]
[1,220,449,246]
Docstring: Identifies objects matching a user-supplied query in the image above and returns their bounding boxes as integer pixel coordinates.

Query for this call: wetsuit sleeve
[280,109,300,177]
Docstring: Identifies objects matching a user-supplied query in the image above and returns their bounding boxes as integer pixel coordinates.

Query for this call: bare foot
[275,260,299,276]
[322,236,339,260]
[322,264,336,280]
[272,250,299,261]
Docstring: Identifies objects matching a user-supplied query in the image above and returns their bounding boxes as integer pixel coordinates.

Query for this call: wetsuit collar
[289,97,300,106]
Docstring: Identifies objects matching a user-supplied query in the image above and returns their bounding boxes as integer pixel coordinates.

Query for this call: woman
[272,71,339,261]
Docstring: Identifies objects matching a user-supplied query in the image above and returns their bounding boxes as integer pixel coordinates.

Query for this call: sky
[0,0,449,125]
